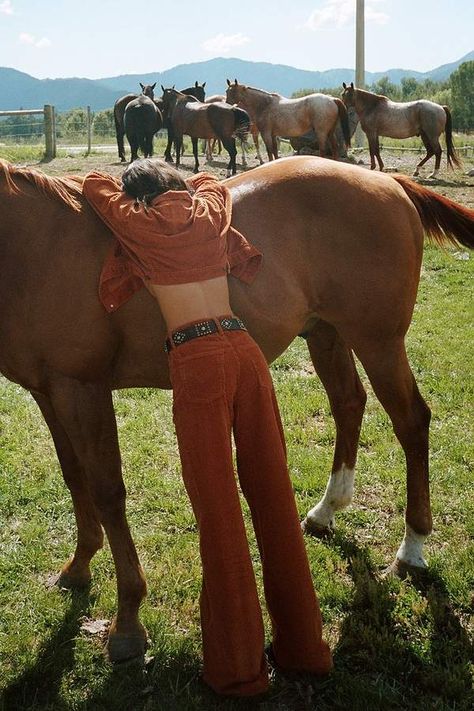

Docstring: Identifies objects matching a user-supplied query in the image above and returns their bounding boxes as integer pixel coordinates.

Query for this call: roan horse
[161,87,250,175]
[226,79,351,161]
[114,83,157,162]
[341,82,462,178]
[1,157,473,662]
[124,95,162,161]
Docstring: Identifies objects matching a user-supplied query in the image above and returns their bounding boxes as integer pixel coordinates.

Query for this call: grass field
[0,151,473,710]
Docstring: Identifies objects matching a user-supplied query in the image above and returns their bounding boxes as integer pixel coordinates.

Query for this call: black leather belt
[165,316,247,353]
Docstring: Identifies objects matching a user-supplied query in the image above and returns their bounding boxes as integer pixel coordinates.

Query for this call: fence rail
[0,106,56,158]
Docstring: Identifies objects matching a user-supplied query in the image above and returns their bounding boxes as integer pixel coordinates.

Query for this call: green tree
[369,76,401,100]
[450,61,474,129]
[93,109,114,137]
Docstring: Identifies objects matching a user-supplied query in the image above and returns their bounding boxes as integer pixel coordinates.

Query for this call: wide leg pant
[168,323,332,696]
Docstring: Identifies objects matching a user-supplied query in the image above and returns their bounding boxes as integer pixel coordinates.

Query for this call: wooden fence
[0,105,56,158]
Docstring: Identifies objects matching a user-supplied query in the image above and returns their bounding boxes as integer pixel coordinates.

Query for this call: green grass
[0,245,473,711]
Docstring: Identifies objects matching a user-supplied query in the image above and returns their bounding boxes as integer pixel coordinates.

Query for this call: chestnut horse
[226,79,351,161]
[1,157,473,662]
[341,82,462,178]
[161,88,250,175]
[114,82,156,162]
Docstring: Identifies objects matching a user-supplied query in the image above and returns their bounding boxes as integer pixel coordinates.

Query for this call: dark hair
[121,158,187,204]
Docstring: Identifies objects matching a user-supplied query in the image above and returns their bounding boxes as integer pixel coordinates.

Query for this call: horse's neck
[246,87,278,110]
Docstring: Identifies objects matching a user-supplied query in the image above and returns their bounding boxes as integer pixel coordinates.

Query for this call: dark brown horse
[161,88,250,175]
[1,157,473,662]
[342,82,462,177]
[124,95,162,161]
[162,82,206,162]
[114,83,157,162]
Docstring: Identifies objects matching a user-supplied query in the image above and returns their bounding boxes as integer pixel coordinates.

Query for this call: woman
[83,159,332,696]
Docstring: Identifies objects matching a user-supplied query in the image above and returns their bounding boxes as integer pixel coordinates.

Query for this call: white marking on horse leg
[305,465,355,529]
[395,524,428,568]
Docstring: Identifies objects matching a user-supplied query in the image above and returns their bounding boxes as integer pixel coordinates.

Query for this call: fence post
[87,105,92,155]
[44,104,56,159]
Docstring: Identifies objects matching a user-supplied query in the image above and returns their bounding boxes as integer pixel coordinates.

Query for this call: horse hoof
[47,562,92,590]
[107,624,148,663]
[301,516,334,539]
[382,558,428,581]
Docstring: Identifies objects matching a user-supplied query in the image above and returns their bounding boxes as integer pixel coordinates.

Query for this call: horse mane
[0,159,83,212]
[244,85,282,99]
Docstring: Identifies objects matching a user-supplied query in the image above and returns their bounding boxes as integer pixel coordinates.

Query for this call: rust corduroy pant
[168,320,332,696]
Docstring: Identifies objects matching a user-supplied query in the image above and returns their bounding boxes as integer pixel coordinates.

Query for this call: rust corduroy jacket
[82,171,263,312]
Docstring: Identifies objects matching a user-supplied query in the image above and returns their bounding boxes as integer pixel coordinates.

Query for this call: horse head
[341,82,355,107]
[139,82,156,99]
[160,87,181,119]
[225,79,245,105]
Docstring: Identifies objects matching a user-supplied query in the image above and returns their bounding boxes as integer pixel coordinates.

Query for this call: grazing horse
[341,82,462,178]
[1,157,473,662]
[114,83,156,162]
[161,88,250,175]
[162,81,206,162]
[226,79,351,161]
[124,95,162,161]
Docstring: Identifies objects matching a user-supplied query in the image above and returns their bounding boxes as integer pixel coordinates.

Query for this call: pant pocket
[175,351,226,404]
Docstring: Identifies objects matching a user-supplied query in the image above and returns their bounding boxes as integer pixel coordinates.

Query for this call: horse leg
[174,134,182,168]
[261,131,274,161]
[164,126,174,163]
[191,137,200,173]
[301,321,367,536]
[239,138,248,168]
[366,133,378,170]
[222,136,237,177]
[349,335,432,575]
[413,131,435,177]
[427,140,442,180]
[129,136,138,163]
[252,127,264,165]
[32,392,104,588]
[47,376,147,660]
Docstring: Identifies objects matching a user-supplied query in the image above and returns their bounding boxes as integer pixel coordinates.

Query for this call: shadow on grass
[2,541,472,711]
[1,588,92,711]
[308,534,473,711]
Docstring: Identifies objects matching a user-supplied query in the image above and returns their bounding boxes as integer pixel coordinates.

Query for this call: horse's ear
[195,81,198,87]
[151,82,156,90]
[226,79,231,86]
[161,84,165,92]
[351,82,354,89]
[172,84,175,90]
[342,82,347,89]
[202,82,206,88]
[234,79,238,85]
[140,83,145,90]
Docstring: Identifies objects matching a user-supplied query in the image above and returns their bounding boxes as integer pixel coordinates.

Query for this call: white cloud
[19,32,52,48]
[305,0,389,30]
[202,32,250,54]
[0,1,14,15]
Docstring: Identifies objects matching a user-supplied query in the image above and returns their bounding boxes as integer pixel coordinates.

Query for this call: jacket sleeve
[187,172,231,233]
[82,171,141,236]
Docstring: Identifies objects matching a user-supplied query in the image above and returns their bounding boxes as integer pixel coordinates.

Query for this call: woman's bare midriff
[145,275,233,331]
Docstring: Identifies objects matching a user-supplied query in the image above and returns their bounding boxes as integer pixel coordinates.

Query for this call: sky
[0,0,473,80]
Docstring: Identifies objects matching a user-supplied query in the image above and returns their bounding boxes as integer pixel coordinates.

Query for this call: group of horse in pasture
[114,78,462,178]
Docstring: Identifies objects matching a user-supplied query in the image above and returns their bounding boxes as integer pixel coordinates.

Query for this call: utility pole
[355,0,365,147]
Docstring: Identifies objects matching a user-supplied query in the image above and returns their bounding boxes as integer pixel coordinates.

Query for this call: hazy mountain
[1,52,473,112]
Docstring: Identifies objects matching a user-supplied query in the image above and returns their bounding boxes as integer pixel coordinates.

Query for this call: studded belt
[165,316,247,353]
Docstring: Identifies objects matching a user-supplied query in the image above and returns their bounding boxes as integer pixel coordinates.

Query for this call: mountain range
[1,52,473,113]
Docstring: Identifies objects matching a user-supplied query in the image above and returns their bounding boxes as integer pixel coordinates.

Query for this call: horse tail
[443,106,462,170]
[393,174,474,249]
[334,98,351,147]
[232,107,251,141]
